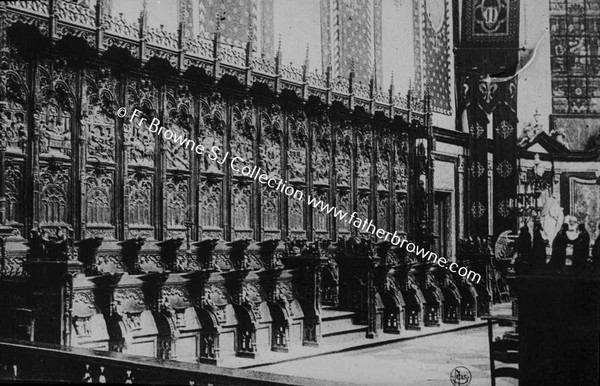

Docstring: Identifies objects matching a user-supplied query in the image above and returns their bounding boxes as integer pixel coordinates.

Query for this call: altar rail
[0,338,342,385]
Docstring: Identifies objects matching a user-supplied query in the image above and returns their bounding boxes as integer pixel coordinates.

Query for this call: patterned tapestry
[320,0,383,85]
[199,0,253,43]
[414,0,452,114]
[550,0,600,114]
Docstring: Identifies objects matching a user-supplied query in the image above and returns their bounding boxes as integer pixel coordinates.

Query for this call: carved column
[366,259,378,338]
[0,125,6,225]
[458,155,466,240]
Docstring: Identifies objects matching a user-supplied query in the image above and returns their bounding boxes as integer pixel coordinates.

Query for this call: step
[322,325,369,344]
[320,308,357,335]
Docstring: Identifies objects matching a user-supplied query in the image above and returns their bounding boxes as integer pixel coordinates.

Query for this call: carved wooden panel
[199,94,226,173]
[393,134,409,232]
[289,199,305,235]
[287,111,307,183]
[312,190,329,235]
[394,135,409,193]
[5,160,24,233]
[378,196,389,231]
[2,51,28,155]
[336,190,351,235]
[259,106,283,239]
[312,118,331,186]
[82,68,118,239]
[311,116,331,238]
[259,107,282,179]
[357,193,370,234]
[376,134,391,192]
[198,95,225,239]
[335,122,352,188]
[199,180,223,239]
[376,132,391,230]
[84,168,115,239]
[232,182,252,239]
[395,194,407,233]
[165,85,194,171]
[36,60,76,159]
[125,78,158,168]
[39,163,71,226]
[126,172,154,239]
[82,69,118,164]
[165,176,189,239]
[231,100,255,174]
[356,130,372,190]
[356,128,372,234]
[287,111,308,238]
[261,188,281,239]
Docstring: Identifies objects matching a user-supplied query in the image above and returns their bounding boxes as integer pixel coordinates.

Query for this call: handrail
[0,338,344,385]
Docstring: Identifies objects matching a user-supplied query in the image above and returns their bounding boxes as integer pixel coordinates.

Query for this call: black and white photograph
[0,0,597,384]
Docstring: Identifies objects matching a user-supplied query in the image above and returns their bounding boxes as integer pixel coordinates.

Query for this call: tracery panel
[261,188,281,239]
[232,182,252,239]
[39,164,70,227]
[198,94,226,239]
[36,61,75,159]
[287,111,308,238]
[334,122,352,237]
[376,131,392,230]
[164,85,194,239]
[393,134,409,233]
[356,129,372,234]
[1,51,28,235]
[84,169,114,239]
[164,85,194,172]
[81,68,119,239]
[124,77,158,239]
[231,100,255,240]
[165,176,189,239]
[311,116,332,239]
[5,160,24,232]
[259,107,283,240]
[35,59,76,234]
[125,78,158,168]
[125,172,154,239]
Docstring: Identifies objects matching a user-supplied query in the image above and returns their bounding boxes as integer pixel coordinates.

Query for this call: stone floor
[217,303,513,371]
[253,324,518,386]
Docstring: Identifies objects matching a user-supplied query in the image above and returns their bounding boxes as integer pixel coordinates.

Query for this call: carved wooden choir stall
[0,0,492,365]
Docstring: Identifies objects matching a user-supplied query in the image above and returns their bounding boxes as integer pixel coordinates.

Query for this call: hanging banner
[464,74,490,239]
[462,0,520,48]
[493,79,518,236]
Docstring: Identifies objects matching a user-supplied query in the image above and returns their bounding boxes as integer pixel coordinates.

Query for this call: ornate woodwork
[0,0,472,366]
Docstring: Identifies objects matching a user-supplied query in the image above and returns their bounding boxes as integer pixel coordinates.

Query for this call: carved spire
[216,10,226,34]
[304,44,309,70]
[276,34,282,62]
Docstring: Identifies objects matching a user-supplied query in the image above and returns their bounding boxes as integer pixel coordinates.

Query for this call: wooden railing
[0,338,343,385]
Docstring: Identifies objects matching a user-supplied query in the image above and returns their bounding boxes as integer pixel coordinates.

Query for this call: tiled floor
[254,325,518,386]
